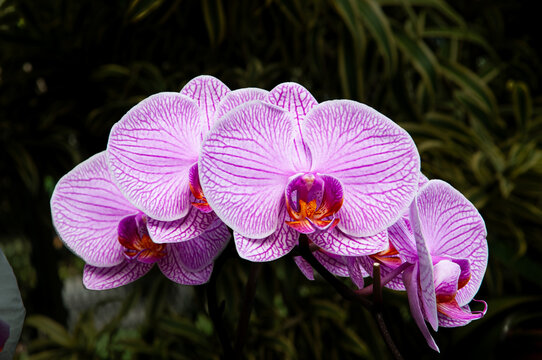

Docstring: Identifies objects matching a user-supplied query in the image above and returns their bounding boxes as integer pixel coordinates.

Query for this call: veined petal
[158,254,213,286]
[433,260,460,302]
[410,197,439,331]
[294,256,315,280]
[83,261,153,290]
[267,82,317,170]
[180,75,230,133]
[50,152,136,267]
[416,180,488,306]
[309,228,388,256]
[403,265,439,352]
[304,100,420,237]
[200,101,297,238]
[314,251,349,277]
[108,92,202,221]
[147,205,218,244]
[346,257,367,289]
[168,221,230,271]
[437,300,483,326]
[234,205,298,262]
[213,87,269,125]
[387,215,417,264]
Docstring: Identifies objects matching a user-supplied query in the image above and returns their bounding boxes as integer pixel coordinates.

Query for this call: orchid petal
[309,228,388,256]
[108,92,202,221]
[147,205,218,244]
[50,152,136,267]
[304,100,420,237]
[168,221,230,271]
[294,256,315,280]
[387,216,417,264]
[410,197,439,331]
[200,101,297,238]
[314,251,349,277]
[433,260,460,302]
[180,75,230,133]
[158,254,213,286]
[234,205,298,262]
[438,301,483,327]
[403,265,439,352]
[214,87,269,124]
[83,261,153,290]
[346,257,366,289]
[416,180,488,305]
[267,82,317,170]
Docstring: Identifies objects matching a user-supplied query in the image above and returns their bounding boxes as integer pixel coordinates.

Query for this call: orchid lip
[118,213,167,264]
[284,173,343,234]
[189,163,213,213]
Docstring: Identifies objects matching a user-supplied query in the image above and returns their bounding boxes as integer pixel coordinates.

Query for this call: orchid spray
[50,76,488,358]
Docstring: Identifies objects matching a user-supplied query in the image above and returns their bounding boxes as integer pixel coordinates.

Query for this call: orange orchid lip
[369,243,403,268]
[118,214,166,264]
[284,173,343,234]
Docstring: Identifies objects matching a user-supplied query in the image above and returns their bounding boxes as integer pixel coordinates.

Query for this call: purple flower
[106,76,267,244]
[390,179,488,351]
[50,152,230,289]
[199,82,420,261]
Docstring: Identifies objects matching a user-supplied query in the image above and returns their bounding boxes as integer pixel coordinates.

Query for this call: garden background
[1,0,541,359]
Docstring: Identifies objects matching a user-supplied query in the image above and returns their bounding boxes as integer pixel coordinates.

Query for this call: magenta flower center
[285,173,343,234]
[118,214,166,264]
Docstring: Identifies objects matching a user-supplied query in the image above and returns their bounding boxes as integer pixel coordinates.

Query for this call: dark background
[1,0,542,359]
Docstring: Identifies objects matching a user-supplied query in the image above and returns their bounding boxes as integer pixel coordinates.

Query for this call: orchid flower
[50,152,230,289]
[199,82,420,262]
[107,75,268,244]
[388,179,488,351]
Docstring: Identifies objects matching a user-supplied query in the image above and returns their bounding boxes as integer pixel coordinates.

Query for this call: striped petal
[158,252,214,286]
[50,152,137,267]
[180,75,230,133]
[200,101,298,238]
[309,228,388,256]
[415,180,488,306]
[387,215,417,264]
[234,205,298,261]
[410,196,438,331]
[168,221,230,271]
[304,100,420,237]
[403,264,439,352]
[147,205,218,244]
[214,87,269,124]
[267,82,317,171]
[83,261,153,290]
[108,92,202,221]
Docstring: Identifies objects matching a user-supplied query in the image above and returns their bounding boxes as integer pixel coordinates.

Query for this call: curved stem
[296,235,405,359]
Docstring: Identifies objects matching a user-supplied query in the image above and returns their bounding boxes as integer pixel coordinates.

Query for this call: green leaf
[202,0,226,45]
[395,31,438,97]
[25,315,73,348]
[375,0,465,26]
[356,0,397,75]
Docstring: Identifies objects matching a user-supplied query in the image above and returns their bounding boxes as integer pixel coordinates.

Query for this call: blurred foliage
[1,0,542,358]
